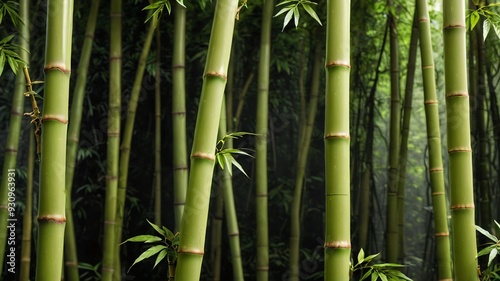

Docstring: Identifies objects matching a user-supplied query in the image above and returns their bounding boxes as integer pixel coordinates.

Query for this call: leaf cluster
[467,3,500,40]
[215,132,255,177]
[476,221,500,279]
[352,249,413,281]
[274,0,321,31]
[0,34,25,75]
[142,0,186,24]
[121,220,179,272]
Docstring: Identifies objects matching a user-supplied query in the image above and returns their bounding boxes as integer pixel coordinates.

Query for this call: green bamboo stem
[210,190,224,280]
[416,0,453,279]
[324,0,351,279]
[20,131,34,281]
[172,2,188,231]
[101,0,121,279]
[0,0,30,269]
[397,10,418,263]
[174,0,238,277]
[443,0,479,279]
[35,0,74,280]
[288,36,321,281]
[256,0,273,279]
[64,1,100,279]
[154,25,162,226]
[386,10,401,263]
[218,98,245,280]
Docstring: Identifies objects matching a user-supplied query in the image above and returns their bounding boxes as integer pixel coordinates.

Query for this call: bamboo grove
[1,0,500,280]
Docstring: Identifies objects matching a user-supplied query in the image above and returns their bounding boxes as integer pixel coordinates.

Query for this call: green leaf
[358,248,365,264]
[162,226,175,241]
[153,249,168,268]
[372,263,405,268]
[477,244,496,257]
[360,268,373,281]
[283,8,294,31]
[0,34,15,45]
[484,19,491,41]
[128,245,167,271]
[6,55,18,74]
[276,0,297,7]
[476,225,498,242]
[493,22,500,39]
[230,154,250,177]
[363,252,380,263]
[219,148,252,157]
[120,235,163,244]
[274,5,294,18]
[216,153,225,170]
[222,153,233,175]
[147,219,167,237]
[175,0,186,8]
[301,2,322,26]
[470,11,480,30]
[379,272,388,281]
[293,6,300,28]
[488,248,498,267]
[0,52,5,77]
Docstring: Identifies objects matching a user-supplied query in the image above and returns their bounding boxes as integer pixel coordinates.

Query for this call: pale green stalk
[172,2,188,231]
[174,0,238,277]
[256,0,273,279]
[324,0,351,279]
[35,0,74,280]
[101,0,121,279]
[443,0,479,279]
[416,0,453,278]
[154,26,162,226]
[65,1,100,280]
[20,131,34,281]
[0,0,30,269]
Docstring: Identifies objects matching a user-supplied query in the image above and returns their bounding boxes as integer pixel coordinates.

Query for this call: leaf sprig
[467,3,500,40]
[0,34,26,76]
[215,132,255,178]
[143,0,186,24]
[352,249,413,281]
[274,0,322,31]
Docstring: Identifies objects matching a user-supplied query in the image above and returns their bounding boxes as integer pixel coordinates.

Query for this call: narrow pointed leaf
[153,249,168,268]
[293,6,299,28]
[484,19,491,41]
[301,3,322,26]
[358,248,365,264]
[476,225,498,242]
[360,268,373,281]
[147,219,167,237]
[379,272,388,281]
[274,6,293,18]
[283,8,294,30]
[488,248,498,267]
[120,235,163,244]
[230,155,249,177]
[477,244,496,257]
[128,245,167,271]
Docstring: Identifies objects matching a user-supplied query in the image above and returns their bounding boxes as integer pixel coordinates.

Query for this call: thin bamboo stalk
[20,131,34,281]
[154,25,162,226]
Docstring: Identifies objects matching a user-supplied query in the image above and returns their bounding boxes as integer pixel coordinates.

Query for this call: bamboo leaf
[358,248,365,264]
[379,272,389,281]
[494,220,500,232]
[301,2,322,26]
[363,252,380,263]
[0,34,15,45]
[162,226,175,240]
[360,268,373,281]
[216,153,225,170]
[493,22,500,39]
[274,5,294,18]
[120,235,163,244]
[484,19,491,41]
[470,11,480,30]
[477,244,496,257]
[276,0,296,7]
[175,0,186,8]
[488,247,498,267]
[147,219,167,237]
[153,249,168,268]
[476,225,498,242]
[222,153,233,175]
[128,245,167,271]
[283,8,294,30]
[6,55,18,74]
[230,155,250,177]
[293,6,300,28]
[0,52,5,76]
[372,263,405,268]
[219,148,253,157]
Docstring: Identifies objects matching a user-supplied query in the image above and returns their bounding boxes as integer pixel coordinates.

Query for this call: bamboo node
[38,214,66,224]
[204,71,227,80]
[191,151,215,161]
[109,56,122,61]
[324,132,350,139]
[104,220,116,225]
[256,193,268,197]
[324,240,351,249]
[418,17,429,23]
[434,232,449,237]
[173,165,188,171]
[429,167,443,173]
[228,232,240,237]
[44,64,71,74]
[178,248,204,255]
[446,91,468,98]
[432,191,445,195]
[325,60,351,68]
[450,203,475,210]
[42,114,69,124]
[448,147,472,153]
[172,64,185,69]
[424,99,438,105]
[102,266,114,272]
[421,65,434,69]
[172,111,186,116]
[256,266,270,270]
[443,24,466,30]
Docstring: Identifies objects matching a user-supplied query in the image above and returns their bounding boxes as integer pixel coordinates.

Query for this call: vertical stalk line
[443,0,479,279]
[101,0,121,279]
[174,0,238,278]
[256,0,273,279]
[35,0,74,280]
[288,34,321,281]
[397,10,418,264]
[416,0,453,278]
[210,190,224,280]
[386,10,401,263]
[219,98,245,280]
[114,16,157,280]
[154,25,162,226]
[20,131,34,281]
[172,2,188,231]
[64,1,100,280]
[324,0,351,279]
[0,0,30,269]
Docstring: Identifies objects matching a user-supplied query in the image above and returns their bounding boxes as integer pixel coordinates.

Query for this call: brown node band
[324,132,350,139]
[324,240,351,249]
[44,64,71,74]
[325,60,351,68]
[450,203,475,210]
[192,152,215,161]
[38,215,66,224]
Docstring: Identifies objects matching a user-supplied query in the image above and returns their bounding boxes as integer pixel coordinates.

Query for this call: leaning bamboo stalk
[174,0,238,278]
[324,0,351,279]
[35,0,74,280]
[443,0,479,279]
[20,131,34,281]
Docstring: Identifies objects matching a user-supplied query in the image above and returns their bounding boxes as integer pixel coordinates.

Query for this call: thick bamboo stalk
[35,0,74,280]
[324,0,351,279]
[64,1,100,280]
[0,0,30,269]
[443,0,479,279]
[416,0,453,278]
[256,0,273,279]
[174,0,238,278]
[172,2,188,231]
[101,0,121,279]
[288,36,321,281]
[386,10,401,263]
